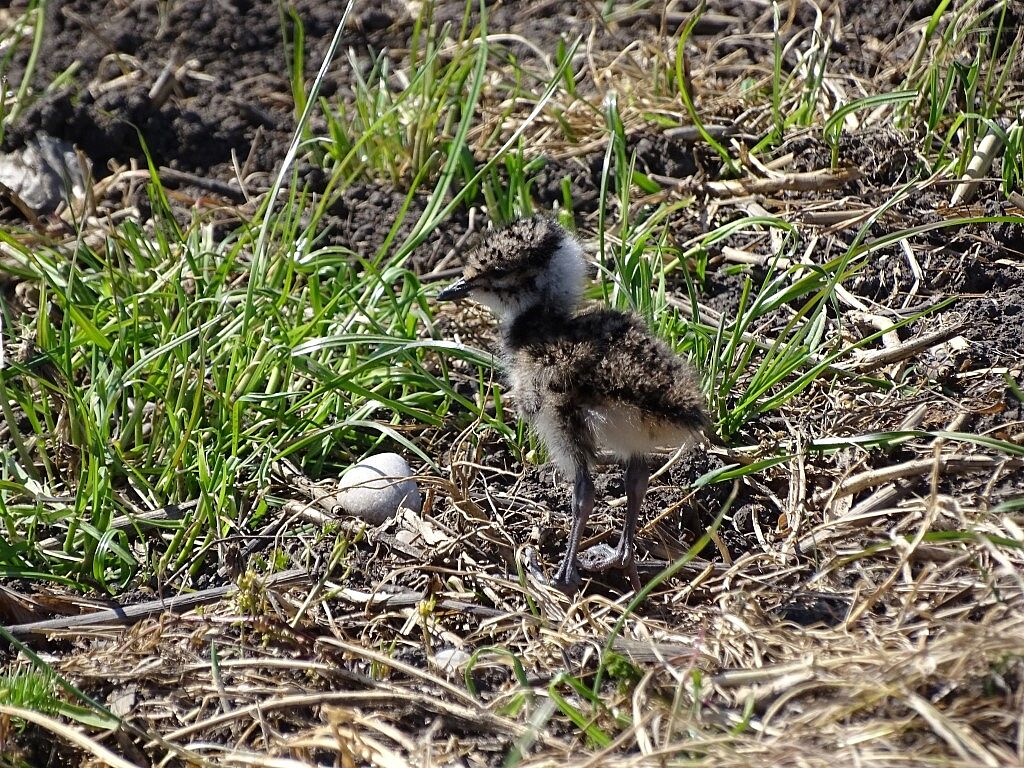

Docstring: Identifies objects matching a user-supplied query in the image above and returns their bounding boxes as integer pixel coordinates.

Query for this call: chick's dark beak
[436,277,471,301]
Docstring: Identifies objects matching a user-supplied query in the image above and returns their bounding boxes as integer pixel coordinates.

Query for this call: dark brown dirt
[3,0,704,184]
[8,0,330,176]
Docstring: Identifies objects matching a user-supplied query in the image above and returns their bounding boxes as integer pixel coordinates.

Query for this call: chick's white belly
[587,403,698,459]
[523,401,699,474]
[507,364,698,470]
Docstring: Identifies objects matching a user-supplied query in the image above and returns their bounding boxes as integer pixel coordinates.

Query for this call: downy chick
[437,216,712,591]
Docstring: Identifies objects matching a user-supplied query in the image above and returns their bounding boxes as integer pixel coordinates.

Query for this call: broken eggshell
[0,136,86,213]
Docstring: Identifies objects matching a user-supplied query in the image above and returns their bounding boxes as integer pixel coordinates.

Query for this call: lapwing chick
[437,216,712,592]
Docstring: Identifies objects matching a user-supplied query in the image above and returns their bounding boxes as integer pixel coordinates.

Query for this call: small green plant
[602,650,643,689]
[234,569,269,616]
[317,1,479,189]
[899,0,1018,174]
[0,668,60,715]
[672,1,738,175]
[0,661,117,731]
[1001,117,1023,194]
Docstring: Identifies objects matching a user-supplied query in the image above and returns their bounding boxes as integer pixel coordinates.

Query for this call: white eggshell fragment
[434,648,472,674]
[335,452,422,524]
[0,136,86,212]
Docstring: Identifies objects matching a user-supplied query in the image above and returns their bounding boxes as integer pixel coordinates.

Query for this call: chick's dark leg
[551,465,594,592]
[578,456,649,590]
[616,456,649,589]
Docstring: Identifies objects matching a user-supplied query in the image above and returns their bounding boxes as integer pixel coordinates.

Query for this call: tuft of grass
[897,0,1021,175]
[0,189,503,588]
[318,7,466,187]
[0,668,60,716]
[0,651,118,732]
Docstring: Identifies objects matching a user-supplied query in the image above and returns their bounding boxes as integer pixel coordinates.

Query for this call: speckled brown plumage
[462,216,564,281]
[437,215,712,592]
[506,308,711,439]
